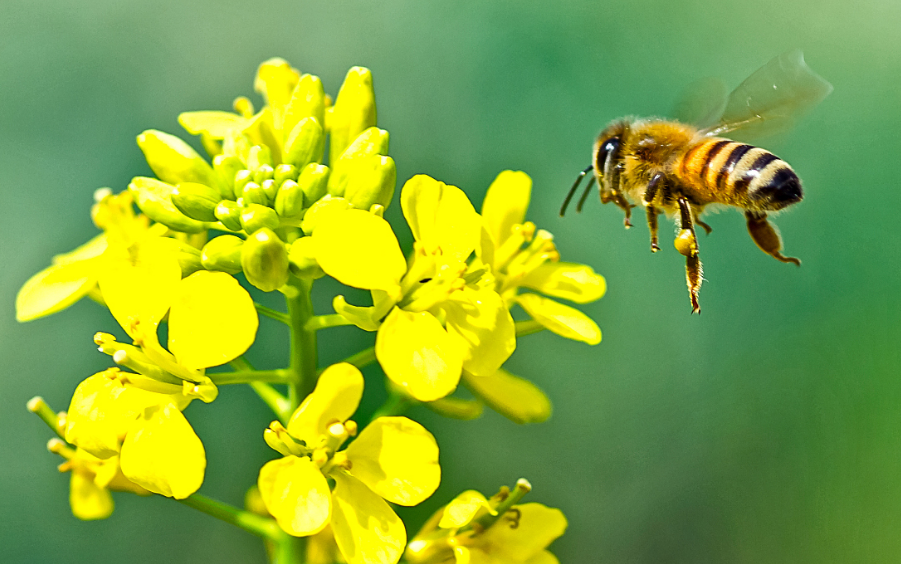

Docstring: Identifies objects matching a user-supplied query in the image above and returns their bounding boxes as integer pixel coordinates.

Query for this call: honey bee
[561,50,832,313]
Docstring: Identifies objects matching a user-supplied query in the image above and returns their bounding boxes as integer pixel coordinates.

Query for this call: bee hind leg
[675,197,703,314]
[745,211,801,266]
[643,172,666,252]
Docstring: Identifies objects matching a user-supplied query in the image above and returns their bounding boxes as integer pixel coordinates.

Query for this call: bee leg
[643,172,665,252]
[675,197,703,314]
[696,218,713,235]
[745,211,801,266]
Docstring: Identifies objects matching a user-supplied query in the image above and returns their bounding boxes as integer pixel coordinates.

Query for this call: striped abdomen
[675,138,803,211]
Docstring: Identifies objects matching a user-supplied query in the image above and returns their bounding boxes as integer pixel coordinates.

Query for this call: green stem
[515,319,546,337]
[255,302,291,325]
[26,396,64,439]
[305,313,353,332]
[371,391,413,420]
[177,493,282,541]
[337,346,377,371]
[226,358,290,421]
[208,369,290,385]
[285,277,317,410]
[464,478,532,534]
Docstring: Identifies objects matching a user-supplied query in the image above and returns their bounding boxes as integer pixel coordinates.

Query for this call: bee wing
[700,49,833,140]
[672,76,729,130]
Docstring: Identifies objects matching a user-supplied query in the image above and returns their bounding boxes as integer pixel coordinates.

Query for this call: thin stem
[208,369,290,385]
[515,319,546,337]
[177,493,282,541]
[255,302,291,325]
[26,397,64,439]
[370,391,413,420]
[285,277,317,410]
[305,314,353,332]
[337,346,377,371]
[226,358,290,421]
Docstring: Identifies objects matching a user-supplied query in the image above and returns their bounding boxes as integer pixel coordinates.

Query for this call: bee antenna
[560,166,593,216]
[575,176,597,213]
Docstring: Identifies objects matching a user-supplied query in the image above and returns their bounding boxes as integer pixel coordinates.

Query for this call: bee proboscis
[562,50,832,313]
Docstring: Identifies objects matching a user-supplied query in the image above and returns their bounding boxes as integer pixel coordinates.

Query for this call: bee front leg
[675,197,703,314]
[745,211,801,266]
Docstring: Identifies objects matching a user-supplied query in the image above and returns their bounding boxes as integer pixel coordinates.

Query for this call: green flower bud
[343,155,397,211]
[242,228,289,292]
[128,176,207,233]
[136,130,217,187]
[274,164,298,185]
[283,74,326,135]
[254,164,275,184]
[241,203,280,234]
[213,155,244,200]
[201,235,244,274]
[247,145,273,170]
[214,200,243,231]
[284,117,324,170]
[233,169,253,199]
[328,67,376,164]
[261,179,278,203]
[242,181,269,207]
[171,182,222,222]
[299,163,330,205]
[176,244,204,277]
[327,127,389,197]
[274,179,305,219]
[287,237,324,279]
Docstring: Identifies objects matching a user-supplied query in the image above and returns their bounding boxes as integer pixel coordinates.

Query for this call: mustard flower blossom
[310,175,515,402]
[258,363,440,564]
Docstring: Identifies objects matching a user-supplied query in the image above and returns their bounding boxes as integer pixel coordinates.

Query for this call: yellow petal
[516,293,601,345]
[168,271,258,369]
[178,111,248,139]
[287,363,364,444]
[119,403,205,499]
[524,551,561,564]
[52,233,109,265]
[481,170,532,249]
[444,288,516,377]
[331,472,406,564]
[16,258,100,322]
[254,58,301,131]
[65,370,164,459]
[479,503,567,562]
[258,456,331,536]
[520,262,606,304]
[439,490,492,529]
[345,416,440,506]
[99,237,182,336]
[463,369,551,425]
[70,471,114,520]
[313,209,405,295]
[400,175,481,264]
[375,308,462,402]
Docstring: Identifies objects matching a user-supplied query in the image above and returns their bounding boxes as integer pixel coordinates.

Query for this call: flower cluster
[19,58,603,564]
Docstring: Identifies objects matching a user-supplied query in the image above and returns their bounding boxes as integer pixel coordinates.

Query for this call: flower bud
[176,245,204,277]
[241,204,280,234]
[260,179,278,203]
[287,237,324,279]
[283,73,326,135]
[242,228,289,292]
[242,181,269,207]
[253,164,275,184]
[328,67,377,164]
[284,117,324,169]
[327,127,389,197]
[274,163,298,185]
[128,177,207,233]
[298,163,330,205]
[274,179,305,219]
[201,235,244,274]
[171,182,222,222]
[214,200,243,231]
[343,155,396,211]
[233,169,253,199]
[247,145,273,170]
[212,155,244,200]
[136,130,217,187]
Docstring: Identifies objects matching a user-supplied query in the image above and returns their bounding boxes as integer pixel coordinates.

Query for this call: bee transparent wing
[672,77,729,130]
[700,49,833,140]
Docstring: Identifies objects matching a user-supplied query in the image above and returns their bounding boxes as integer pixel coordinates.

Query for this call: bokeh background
[2,0,900,562]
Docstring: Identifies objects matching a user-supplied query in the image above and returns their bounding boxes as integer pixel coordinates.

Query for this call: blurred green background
[2,0,900,562]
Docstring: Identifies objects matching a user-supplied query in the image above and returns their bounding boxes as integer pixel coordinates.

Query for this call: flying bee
[561,50,832,313]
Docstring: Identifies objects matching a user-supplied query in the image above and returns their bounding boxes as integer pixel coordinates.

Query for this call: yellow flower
[258,363,440,564]
[47,439,151,521]
[406,480,567,564]
[310,175,515,402]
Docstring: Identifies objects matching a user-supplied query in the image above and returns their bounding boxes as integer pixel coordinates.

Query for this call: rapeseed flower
[259,363,440,564]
